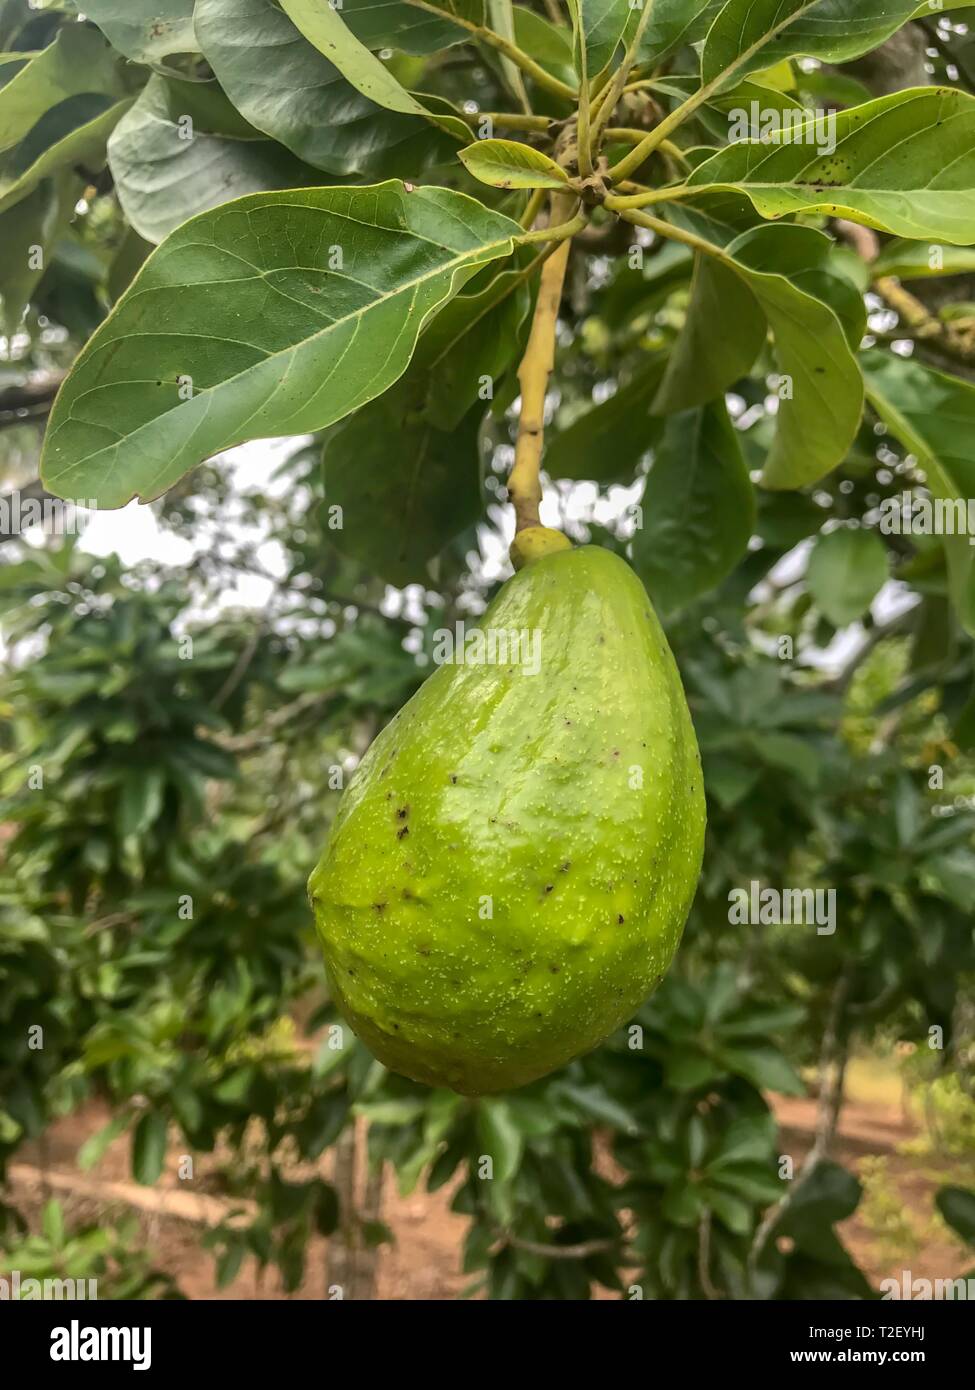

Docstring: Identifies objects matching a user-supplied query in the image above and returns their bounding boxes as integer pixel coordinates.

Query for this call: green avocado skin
[309,546,706,1095]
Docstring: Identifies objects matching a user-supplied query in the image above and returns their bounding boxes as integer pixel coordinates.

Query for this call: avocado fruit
[308,544,705,1094]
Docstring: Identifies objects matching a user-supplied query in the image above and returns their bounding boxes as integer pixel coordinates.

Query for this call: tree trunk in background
[325,1122,384,1300]
[327,1127,357,1298]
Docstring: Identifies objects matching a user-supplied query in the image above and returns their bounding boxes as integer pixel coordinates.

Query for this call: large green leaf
[545,356,667,483]
[687,221,864,488]
[41,183,521,507]
[631,399,755,612]
[653,254,767,413]
[278,0,468,139]
[573,0,629,78]
[324,398,485,585]
[75,1,198,63]
[0,94,131,215]
[688,88,975,245]
[806,525,888,627]
[0,21,124,154]
[108,75,319,243]
[194,0,460,177]
[863,350,975,635]
[702,0,921,89]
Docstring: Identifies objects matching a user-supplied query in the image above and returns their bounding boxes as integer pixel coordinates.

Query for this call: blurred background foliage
[0,0,974,1299]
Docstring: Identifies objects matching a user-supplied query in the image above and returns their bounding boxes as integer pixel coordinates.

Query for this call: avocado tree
[2,0,975,1299]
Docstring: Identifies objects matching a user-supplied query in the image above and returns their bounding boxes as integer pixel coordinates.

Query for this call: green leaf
[702,0,922,89]
[78,1110,133,1171]
[687,88,975,245]
[712,1043,806,1096]
[194,0,460,178]
[653,254,767,413]
[936,1186,975,1246]
[774,1159,862,1244]
[117,767,165,839]
[790,254,867,353]
[108,75,319,243]
[324,398,485,586]
[458,138,569,190]
[863,349,975,634]
[0,21,124,155]
[41,182,520,507]
[41,1198,65,1247]
[131,1111,167,1186]
[476,1098,524,1182]
[545,355,667,483]
[107,226,152,304]
[514,5,575,77]
[297,1093,349,1159]
[703,1185,752,1234]
[662,1180,704,1225]
[665,1051,723,1090]
[329,0,470,55]
[872,239,975,281]
[806,526,888,627]
[631,400,755,613]
[278,0,468,140]
[0,172,77,333]
[0,95,132,215]
[574,0,629,78]
[637,0,723,66]
[677,220,864,489]
[556,1080,641,1134]
[489,0,531,112]
[77,1,198,63]
[413,262,532,431]
[747,731,820,788]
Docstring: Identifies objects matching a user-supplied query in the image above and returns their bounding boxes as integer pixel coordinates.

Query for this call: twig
[698,1209,721,1299]
[873,277,975,369]
[500,1230,618,1260]
[747,972,852,1284]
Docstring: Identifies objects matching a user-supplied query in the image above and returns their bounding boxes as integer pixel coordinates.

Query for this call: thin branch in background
[698,1209,720,1300]
[0,370,67,431]
[0,478,57,545]
[747,972,853,1285]
[499,1230,619,1261]
[873,277,975,369]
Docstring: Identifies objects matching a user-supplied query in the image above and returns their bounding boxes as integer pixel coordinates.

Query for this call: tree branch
[508,193,576,533]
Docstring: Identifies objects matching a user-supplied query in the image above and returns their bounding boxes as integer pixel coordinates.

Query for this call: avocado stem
[508,192,575,535]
